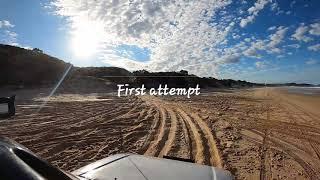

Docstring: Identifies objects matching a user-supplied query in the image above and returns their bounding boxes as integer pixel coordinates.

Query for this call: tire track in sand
[169,110,192,159]
[176,108,206,165]
[139,109,160,154]
[144,106,169,156]
[158,108,178,157]
[140,96,222,167]
[189,112,223,168]
[265,90,320,178]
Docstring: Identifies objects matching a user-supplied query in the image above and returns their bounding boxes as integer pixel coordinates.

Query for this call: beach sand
[0,87,319,179]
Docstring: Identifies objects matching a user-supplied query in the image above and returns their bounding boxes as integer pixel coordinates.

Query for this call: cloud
[290,1,296,8]
[232,33,241,39]
[292,24,313,42]
[255,61,268,69]
[305,59,318,65]
[276,54,285,58]
[309,22,320,36]
[267,26,288,53]
[51,0,239,77]
[49,0,315,79]
[308,44,320,51]
[243,26,288,57]
[268,26,276,31]
[0,29,18,45]
[0,20,15,28]
[239,0,271,28]
[0,20,31,49]
[287,44,300,49]
[5,30,17,38]
[244,37,251,42]
[240,15,254,28]
[0,20,17,45]
[219,53,242,64]
[243,39,266,58]
[270,2,278,11]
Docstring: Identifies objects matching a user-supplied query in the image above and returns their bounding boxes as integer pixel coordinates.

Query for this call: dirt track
[0,88,320,179]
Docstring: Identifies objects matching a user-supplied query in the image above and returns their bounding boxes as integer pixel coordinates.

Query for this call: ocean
[282,86,320,95]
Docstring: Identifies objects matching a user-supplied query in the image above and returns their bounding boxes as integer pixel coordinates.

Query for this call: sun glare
[70,20,105,58]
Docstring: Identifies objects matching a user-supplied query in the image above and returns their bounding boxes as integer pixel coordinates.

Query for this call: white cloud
[275,10,284,15]
[248,0,270,14]
[240,0,271,28]
[276,54,285,58]
[255,61,268,69]
[244,37,251,42]
[232,33,241,39]
[292,24,313,42]
[268,26,276,31]
[0,29,18,45]
[0,20,31,49]
[309,22,320,36]
[243,26,288,57]
[243,39,266,58]
[0,20,15,28]
[240,15,254,28]
[308,44,320,51]
[219,53,242,64]
[0,20,16,44]
[270,2,278,11]
[305,59,318,65]
[5,30,17,38]
[49,0,314,78]
[267,26,288,53]
[51,0,238,77]
[290,1,296,8]
[287,44,300,49]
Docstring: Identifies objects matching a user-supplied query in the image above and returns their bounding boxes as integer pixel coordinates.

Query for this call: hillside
[2,44,314,89]
[132,70,261,88]
[0,44,69,87]
[0,44,260,89]
[0,44,132,88]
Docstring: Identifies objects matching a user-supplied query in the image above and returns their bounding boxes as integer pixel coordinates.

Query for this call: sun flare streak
[36,64,72,113]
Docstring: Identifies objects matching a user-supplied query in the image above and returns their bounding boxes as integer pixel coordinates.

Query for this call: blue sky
[0,0,320,84]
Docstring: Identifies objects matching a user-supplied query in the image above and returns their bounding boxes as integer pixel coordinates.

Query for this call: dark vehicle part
[0,95,15,118]
[0,137,75,180]
[163,155,195,163]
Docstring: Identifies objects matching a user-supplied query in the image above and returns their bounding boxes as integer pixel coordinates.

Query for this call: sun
[70,20,105,58]
[71,27,101,58]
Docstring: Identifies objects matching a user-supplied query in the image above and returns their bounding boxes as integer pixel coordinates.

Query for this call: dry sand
[0,87,319,179]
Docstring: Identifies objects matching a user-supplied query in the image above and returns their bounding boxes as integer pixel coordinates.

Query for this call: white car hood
[73,154,233,180]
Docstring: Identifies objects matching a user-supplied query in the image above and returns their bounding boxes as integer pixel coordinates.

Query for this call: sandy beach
[0,87,319,179]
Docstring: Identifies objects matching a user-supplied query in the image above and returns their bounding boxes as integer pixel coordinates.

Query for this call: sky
[0,0,320,84]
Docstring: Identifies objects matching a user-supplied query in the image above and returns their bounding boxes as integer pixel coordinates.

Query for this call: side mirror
[0,95,16,119]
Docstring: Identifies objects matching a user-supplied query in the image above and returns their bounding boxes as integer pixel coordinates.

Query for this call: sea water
[284,86,320,95]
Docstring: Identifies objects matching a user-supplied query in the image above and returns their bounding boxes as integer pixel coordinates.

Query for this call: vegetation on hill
[0,44,69,87]
[132,70,261,88]
[0,44,315,89]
